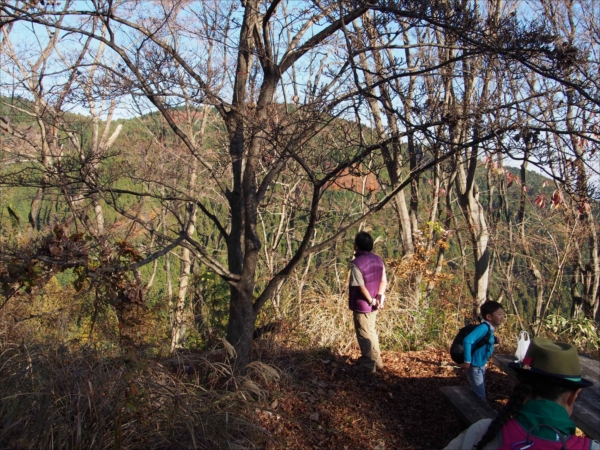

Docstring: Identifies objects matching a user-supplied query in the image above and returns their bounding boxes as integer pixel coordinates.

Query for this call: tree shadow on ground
[254,345,512,450]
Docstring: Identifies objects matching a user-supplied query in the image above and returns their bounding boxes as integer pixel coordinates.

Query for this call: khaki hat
[508,337,593,388]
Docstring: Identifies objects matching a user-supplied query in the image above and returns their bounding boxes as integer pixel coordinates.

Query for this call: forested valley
[0,0,599,448]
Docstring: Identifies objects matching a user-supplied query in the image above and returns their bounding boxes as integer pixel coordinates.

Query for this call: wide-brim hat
[508,337,593,388]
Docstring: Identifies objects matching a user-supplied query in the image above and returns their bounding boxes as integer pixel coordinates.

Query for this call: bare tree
[2,0,598,366]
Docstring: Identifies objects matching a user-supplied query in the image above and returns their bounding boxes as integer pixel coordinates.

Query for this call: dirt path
[256,348,512,449]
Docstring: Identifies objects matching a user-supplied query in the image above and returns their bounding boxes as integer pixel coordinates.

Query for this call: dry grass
[287,282,550,358]
[293,284,448,354]
[0,343,277,449]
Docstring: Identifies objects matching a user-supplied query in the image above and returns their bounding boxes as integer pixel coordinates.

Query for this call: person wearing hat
[444,337,599,450]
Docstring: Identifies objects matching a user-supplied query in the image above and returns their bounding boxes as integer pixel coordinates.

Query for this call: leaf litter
[254,348,512,449]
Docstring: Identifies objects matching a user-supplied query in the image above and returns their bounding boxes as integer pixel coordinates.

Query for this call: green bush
[542,314,600,354]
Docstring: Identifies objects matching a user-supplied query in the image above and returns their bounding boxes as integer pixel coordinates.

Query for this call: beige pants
[353,311,383,370]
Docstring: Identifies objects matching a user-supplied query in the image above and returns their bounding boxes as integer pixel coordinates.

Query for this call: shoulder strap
[473,322,492,351]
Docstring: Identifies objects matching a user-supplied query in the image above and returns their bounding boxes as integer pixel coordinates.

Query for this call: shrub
[542,314,600,355]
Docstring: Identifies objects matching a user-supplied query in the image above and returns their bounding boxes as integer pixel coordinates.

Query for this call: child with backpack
[460,301,505,400]
[444,337,598,450]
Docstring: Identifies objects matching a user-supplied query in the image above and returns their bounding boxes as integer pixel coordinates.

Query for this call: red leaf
[551,190,563,208]
[534,194,546,208]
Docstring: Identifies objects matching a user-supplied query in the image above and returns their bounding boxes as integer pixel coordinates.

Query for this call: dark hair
[474,380,575,450]
[480,301,503,320]
[354,232,374,251]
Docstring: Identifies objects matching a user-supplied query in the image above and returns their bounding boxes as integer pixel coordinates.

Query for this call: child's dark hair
[474,380,575,450]
[480,300,503,320]
[354,231,374,252]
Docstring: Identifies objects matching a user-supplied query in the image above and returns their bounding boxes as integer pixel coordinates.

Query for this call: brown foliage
[0,225,147,347]
[326,166,380,193]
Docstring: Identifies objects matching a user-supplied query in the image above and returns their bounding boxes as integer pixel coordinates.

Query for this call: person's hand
[461,362,471,370]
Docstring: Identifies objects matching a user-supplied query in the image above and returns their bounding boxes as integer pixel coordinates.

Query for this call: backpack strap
[525,425,569,450]
[473,322,492,352]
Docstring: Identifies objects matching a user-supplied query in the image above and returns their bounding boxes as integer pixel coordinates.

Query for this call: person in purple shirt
[349,231,387,373]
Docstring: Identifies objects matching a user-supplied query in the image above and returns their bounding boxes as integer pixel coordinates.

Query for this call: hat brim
[508,361,593,389]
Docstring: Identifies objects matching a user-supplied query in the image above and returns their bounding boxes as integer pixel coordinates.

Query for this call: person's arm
[443,418,495,450]
[461,324,487,369]
[376,267,387,307]
[359,285,375,305]
[351,264,377,306]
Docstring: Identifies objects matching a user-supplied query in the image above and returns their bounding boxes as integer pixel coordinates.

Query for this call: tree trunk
[456,159,490,305]
[226,282,255,369]
[171,245,193,351]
